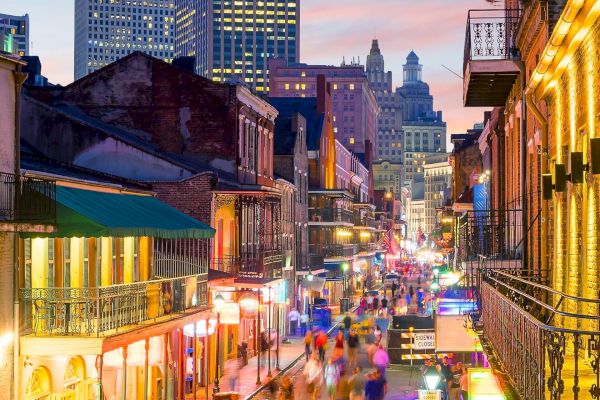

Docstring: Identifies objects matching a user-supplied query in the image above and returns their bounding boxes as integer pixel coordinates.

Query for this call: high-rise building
[175,0,299,92]
[268,58,378,156]
[0,13,29,56]
[74,0,175,79]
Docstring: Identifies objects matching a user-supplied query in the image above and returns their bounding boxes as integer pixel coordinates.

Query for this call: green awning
[28,186,215,239]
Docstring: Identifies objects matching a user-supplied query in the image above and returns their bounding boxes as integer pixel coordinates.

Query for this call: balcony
[309,207,354,225]
[309,243,357,260]
[20,274,208,337]
[354,214,376,229]
[463,9,521,107]
[296,254,325,273]
[477,266,600,400]
[358,243,378,254]
[213,250,283,279]
[0,172,56,227]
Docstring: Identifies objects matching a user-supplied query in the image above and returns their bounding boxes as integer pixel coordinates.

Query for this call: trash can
[340,297,349,313]
[213,392,239,400]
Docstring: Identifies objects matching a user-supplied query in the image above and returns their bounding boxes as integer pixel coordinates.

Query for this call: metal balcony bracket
[589,337,600,399]
[545,296,564,325]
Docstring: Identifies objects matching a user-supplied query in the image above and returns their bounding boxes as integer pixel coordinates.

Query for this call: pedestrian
[372,296,379,310]
[348,366,365,400]
[303,353,323,400]
[374,325,382,345]
[347,329,360,369]
[364,369,387,400]
[459,363,469,400]
[343,312,353,333]
[300,311,309,336]
[372,344,390,376]
[439,356,453,396]
[391,281,397,297]
[449,364,462,400]
[223,356,241,391]
[288,308,300,336]
[335,329,345,350]
[304,330,313,361]
[337,372,351,400]
[381,296,388,310]
[325,358,341,400]
[277,375,294,400]
[316,330,328,361]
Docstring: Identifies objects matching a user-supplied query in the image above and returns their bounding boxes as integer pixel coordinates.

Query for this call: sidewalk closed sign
[418,390,441,400]
[413,332,435,349]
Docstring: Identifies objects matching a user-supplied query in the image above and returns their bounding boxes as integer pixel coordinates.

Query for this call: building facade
[423,160,452,236]
[372,160,402,196]
[0,13,28,56]
[175,0,299,92]
[74,0,175,79]
[268,58,379,157]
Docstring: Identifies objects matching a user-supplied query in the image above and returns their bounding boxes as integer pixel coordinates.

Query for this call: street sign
[413,332,435,349]
[418,390,441,400]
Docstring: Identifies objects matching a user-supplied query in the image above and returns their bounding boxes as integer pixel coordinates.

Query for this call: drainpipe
[13,66,28,400]
[526,91,548,287]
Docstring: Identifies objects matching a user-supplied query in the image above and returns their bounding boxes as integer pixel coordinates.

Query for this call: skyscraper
[0,13,29,56]
[175,0,299,92]
[74,0,175,79]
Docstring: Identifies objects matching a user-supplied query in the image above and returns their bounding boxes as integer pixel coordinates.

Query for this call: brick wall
[151,172,217,225]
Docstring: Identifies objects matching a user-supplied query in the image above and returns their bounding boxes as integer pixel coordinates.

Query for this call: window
[333,83,338,90]
[284,83,289,90]
[349,83,355,90]
[63,239,71,287]
[83,239,89,288]
[349,137,355,144]
[47,239,55,288]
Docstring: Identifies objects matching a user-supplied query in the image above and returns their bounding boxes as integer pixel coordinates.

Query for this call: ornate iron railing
[309,207,354,224]
[479,266,600,400]
[0,172,56,224]
[463,8,521,72]
[358,243,378,253]
[309,243,357,259]
[20,274,209,337]
[213,251,283,278]
[154,238,210,278]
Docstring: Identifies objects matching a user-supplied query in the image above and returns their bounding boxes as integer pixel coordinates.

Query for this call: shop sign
[418,390,441,400]
[413,332,435,350]
[219,302,240,324]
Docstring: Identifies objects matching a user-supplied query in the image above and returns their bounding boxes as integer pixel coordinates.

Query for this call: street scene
[1,0,600,399]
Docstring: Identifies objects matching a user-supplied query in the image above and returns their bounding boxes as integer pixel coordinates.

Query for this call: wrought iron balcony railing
[463,9,521,72]
[477,262,600,400]
[358,243,378,253]
[213,250,283,278]
[0,172,56,224]
[20,274,208,337]
[354,215,376,228]
[309,207,354,224]
[309,243,357,259]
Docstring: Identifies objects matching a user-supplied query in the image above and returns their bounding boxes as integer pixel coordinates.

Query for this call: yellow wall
[214,202,237,258]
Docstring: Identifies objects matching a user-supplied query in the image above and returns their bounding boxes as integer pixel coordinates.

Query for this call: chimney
[316,74,331,116]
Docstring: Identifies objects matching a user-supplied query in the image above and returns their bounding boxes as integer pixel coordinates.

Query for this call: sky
[2,0,490,135]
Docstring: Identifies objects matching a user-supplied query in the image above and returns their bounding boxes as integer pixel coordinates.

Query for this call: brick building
[268,58,379,158]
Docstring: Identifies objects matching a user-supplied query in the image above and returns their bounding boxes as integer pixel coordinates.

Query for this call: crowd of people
[275,312,390,400]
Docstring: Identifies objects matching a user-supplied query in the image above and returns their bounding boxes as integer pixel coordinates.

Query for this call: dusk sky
[3,0,491,135]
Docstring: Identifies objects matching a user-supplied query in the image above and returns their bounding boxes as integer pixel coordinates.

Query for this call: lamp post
[341,262,349,310]
[213,293,225,396]
[267,287,272,378]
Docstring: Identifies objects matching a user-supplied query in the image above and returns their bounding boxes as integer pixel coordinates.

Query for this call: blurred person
[347,329,360,368]
[304,352,323,400]
[337,371,351,400]
[325,358,341,400]
[459,363,469,400]
[300,311,310,336]
[364,369,387,400]
[304,330,313,361]
[316,329,328,361]
[343,312,353,333]
[288,308,300,336]
[348,366,365,400]
[335,330,345,351]
[449,364,462,400]
[223,355,241,392]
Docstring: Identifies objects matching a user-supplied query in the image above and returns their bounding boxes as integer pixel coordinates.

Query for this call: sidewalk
[186,335,307,399]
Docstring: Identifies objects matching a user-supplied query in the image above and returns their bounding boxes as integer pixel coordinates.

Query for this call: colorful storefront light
[468,368,505,400]
[183,318,217,338]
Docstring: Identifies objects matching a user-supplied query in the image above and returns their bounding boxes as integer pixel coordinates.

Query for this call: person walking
[348,366,365,400]
[364,369,387,400]
[439,356,453,398]
[303,353,323,400]
[278,375,294,400]
[304,330,313,361]
[325,358,341,400]
[459,363,469,400]
[449,364,462,400]
[316,329,328,361]
[288,308,300,336]
[347,329,360,369]
[300,311,309,336]
[343,312,353,333]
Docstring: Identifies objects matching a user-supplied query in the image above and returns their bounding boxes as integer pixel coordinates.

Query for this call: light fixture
[306,271,314,281]
[424,368,441,390]
[214,293,225,312]
[341,262,349,272]
[433,268,440,276]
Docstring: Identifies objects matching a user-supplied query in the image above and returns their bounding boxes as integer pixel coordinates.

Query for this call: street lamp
[213,293,225,395]
[341,262,350,300]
